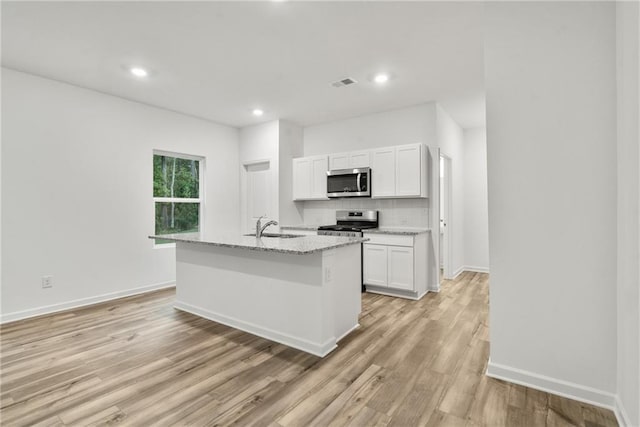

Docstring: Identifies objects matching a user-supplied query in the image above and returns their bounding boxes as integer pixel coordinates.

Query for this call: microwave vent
[332,77,357,88]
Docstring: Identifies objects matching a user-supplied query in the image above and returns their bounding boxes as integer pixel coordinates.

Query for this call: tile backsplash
[302,198,430,227]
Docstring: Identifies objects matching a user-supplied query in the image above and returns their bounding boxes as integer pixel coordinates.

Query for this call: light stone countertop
[280,225,320,231]
[363,227,431,235]
[149,232,367,255]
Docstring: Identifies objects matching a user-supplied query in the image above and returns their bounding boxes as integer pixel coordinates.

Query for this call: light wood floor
[1,272,618,426]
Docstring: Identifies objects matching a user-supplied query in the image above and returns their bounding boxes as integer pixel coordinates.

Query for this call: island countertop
[149,232,368,255]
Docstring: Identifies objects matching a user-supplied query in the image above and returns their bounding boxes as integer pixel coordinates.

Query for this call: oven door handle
[357,173,361,192]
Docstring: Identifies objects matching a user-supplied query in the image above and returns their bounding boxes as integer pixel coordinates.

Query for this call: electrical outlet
[42,275,53,288]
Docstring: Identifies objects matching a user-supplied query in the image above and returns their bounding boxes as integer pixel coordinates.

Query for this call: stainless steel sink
[243,233,303,239]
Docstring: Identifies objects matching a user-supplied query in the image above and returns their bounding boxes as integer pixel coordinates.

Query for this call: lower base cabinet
[363,244,388,286]
[363,235,415,291]
[363,231,430,300]
[387,246,414,290]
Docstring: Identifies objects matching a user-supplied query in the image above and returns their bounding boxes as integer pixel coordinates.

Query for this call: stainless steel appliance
[317,210,379,237]
[318,210,379,292]
[326,168,371,198]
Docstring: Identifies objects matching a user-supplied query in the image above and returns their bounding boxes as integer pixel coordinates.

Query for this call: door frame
[440,154,454,281]
[240,159,273,233]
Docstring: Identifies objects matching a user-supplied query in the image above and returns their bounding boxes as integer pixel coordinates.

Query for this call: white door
[388,247,414,290]
[372,148,396,197]
[363,244,388,286]
[440,155,453,281]
[396,144,421,196]
[246,161,272,232]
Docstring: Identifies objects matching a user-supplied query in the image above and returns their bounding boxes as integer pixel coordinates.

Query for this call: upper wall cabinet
[372,143,428,198]
[329,150,371,170]
[293,155,328,200]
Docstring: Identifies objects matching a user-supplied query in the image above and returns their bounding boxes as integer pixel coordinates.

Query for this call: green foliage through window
[153,155,199,198]
[153,153,202,244]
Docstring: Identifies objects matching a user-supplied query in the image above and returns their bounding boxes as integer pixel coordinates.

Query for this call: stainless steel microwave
[327,168,371,198]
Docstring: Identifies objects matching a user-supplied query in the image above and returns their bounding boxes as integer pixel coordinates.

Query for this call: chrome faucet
[256,216,278,238]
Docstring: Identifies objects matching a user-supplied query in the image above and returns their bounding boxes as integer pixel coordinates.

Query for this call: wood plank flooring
[1,272,618,426]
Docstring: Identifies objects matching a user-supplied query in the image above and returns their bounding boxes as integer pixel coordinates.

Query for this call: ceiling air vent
[332,77,358,88]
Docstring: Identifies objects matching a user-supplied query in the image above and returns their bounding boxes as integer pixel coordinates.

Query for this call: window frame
[152,149,205,248]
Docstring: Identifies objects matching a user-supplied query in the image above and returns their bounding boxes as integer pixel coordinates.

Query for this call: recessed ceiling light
[252,109,264,117]
[374,73,389,84]
[130,67,148,78]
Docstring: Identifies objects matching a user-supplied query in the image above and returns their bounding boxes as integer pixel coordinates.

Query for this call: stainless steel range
[317,210,379,237]
[318,210,378,292]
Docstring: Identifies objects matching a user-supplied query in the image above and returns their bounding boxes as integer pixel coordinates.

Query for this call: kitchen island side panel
[174,242,360,356]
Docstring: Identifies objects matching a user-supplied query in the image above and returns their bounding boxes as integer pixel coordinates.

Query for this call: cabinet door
[349,151,371,168]
[388,247,414,290]
[395,144,421,196]
[363,244,388,286]
[329,153,349,170]
[310,156,328,199]
[372,148,396,197]
[292,158,311,200]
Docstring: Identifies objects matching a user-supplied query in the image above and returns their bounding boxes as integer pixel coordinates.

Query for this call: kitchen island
[150,232,367,357]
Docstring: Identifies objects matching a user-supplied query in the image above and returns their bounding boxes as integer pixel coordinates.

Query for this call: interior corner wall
[239,120,280,233]
[463,128,489,272]
[484,1,617,407]
[1,68,240,322]
[303,103,437,156]
[616,1,640,425]
[278,121,304,226]
[436,104,465,277]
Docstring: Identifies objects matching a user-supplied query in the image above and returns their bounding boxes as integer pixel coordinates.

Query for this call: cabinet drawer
[363,233,414,247]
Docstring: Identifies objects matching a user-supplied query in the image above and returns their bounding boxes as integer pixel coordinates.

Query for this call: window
[153,151,203,245]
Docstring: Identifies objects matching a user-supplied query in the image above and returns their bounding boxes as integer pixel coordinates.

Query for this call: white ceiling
[1,1,486,129]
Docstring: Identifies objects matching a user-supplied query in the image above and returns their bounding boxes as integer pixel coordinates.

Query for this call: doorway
[440,155,453,281]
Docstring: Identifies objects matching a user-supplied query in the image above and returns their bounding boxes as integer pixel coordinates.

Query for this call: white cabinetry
[395,144,422,196]
[371,143,427,198]
[329,153,349,170]
[371,147,396,197]
[363,231,430,300]
[388,246,414,290]
[363,245,388,286]
[329,150,371,170]
[292,155,328,200]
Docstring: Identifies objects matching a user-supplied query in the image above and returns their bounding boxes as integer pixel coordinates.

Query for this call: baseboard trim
[174,301,338,357]
[336,323,360,343]
[1,281,176,324]
[464,265,490,273]
[364,285,427,301]
[452,266,465,279]
[486,360,617,412]
[614,394,633,427]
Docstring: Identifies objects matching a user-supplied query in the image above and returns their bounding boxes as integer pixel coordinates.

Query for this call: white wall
[239,121,280,232]
[484,1,618,408]
[304,103,437,156]
[278,121,304,226]
[436,105,465,277]
[1,69,240,321]
[616,1,640,425]
[239,120,305,231]
[463,128,489,272]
